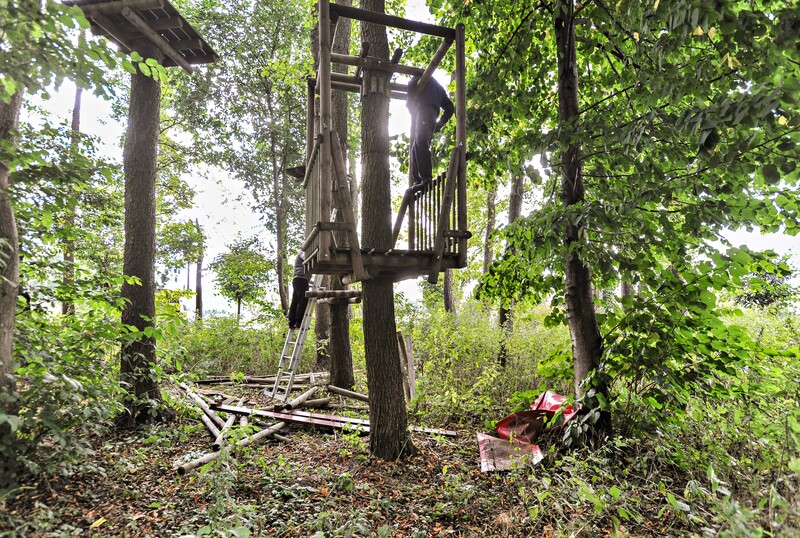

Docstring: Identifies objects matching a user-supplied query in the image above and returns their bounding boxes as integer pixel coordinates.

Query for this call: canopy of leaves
[0,1,119,102]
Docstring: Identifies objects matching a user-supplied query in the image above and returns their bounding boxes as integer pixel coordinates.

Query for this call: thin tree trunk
[327,0,354,387]
[193,219,203,320]
[483,183,497,274]
[62,85,82,316]
[498,169,524,366]
[272,135,289,314]
[0,90,23,488]
[119,42,168,427]
[360,0,414,459]
[443,269,456,313]
[555,1,611,439]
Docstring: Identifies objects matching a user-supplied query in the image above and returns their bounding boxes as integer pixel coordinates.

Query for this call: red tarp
[494,390,578,445]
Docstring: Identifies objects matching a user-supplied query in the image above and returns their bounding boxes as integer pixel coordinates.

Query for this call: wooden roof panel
[64,0,218,68]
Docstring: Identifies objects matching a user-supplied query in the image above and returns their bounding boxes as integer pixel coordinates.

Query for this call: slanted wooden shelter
[64,0,218,74]
[303,0,469,285]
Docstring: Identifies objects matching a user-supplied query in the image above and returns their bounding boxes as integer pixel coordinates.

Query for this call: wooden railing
[392,147,463,262]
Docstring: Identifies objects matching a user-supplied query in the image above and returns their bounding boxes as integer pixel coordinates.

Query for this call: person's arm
[434,94,455,132]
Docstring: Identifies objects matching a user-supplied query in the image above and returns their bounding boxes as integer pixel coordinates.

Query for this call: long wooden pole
[328,2,455,39]
[318,0,333,262]
[176,422,288,475]
[327,384,369,402]
[455,23,468,267]
[180,382,225,428]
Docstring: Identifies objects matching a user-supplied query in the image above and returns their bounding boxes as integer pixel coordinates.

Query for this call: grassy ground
[0,383,747,538]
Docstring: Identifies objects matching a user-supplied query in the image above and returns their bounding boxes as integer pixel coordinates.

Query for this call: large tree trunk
[119,43,168,427]
[0,91,23,488]
[327,0,355,387]
[62,85,82,316]
[555,2,611,438]
[360,0,414,459]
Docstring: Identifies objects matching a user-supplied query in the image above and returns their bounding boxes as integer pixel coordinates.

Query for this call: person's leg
[412,107,437,183]
[288,277,305,327]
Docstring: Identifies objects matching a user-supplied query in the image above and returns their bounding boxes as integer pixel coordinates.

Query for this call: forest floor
[1,383,700,537]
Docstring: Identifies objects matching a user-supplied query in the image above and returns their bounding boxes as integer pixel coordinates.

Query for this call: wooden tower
[302,0,469,285]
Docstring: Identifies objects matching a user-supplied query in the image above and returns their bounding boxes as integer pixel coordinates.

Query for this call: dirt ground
[0,384,674,537]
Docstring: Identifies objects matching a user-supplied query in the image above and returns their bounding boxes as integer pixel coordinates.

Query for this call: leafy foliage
[209,236,274,317]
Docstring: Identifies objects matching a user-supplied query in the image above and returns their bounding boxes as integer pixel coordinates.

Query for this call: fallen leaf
[89,517,106,529]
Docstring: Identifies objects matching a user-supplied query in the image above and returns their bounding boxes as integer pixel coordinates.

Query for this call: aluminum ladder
[270,273,324,402]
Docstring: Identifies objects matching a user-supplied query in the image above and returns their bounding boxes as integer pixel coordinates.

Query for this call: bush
[168,314,314,377]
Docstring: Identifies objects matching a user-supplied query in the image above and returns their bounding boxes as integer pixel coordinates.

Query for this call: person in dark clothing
[287,250,311,329]
[407,75,455,185]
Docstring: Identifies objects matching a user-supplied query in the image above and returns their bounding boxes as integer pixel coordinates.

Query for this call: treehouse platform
[302,0,469,284]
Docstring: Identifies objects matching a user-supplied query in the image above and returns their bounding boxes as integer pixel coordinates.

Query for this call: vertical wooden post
[455,23,467,267]
[306,78,315,240]
[318,0,333,261]
[396,332,411,403]
[408,112,416,250]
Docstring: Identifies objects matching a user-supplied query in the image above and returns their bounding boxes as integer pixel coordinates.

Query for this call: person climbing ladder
[287,250,310,329]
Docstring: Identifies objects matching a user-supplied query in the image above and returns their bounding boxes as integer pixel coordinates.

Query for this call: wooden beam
[121,7,193,73]
[88,14,134,52]
[327,385,369,402]
[331,53,424,77]
[415,37,453,96]
[329,2,455,39]
[306,289,361,299]
[68,0,164,15]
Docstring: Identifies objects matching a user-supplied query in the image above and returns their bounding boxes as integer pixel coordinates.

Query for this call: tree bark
[443,269,456,313]
[360,0,414,459]
[119,43,169,427]
[0,90,23,488]
[327,0,355,387]
[62,85,82,316]
[555,2,611,438]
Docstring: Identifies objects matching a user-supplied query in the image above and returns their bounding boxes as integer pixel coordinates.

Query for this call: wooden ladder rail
[330,132,367,282]
[427,148,460,283]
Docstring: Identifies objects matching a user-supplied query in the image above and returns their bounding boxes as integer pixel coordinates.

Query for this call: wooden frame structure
[64,0,218,73]
[303,0,469,284]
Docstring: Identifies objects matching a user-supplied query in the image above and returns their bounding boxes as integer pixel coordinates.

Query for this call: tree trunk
[272,134,289,315]
[0,90,23,488]
[555,2,611,438]
[443,269,456,313]
[119,43,168,427]
[327,0,355,387]
[62,85,82,316]
[360,0,414,459]
[194,219,203,320]
[483,183,497,274]
[498,169,525,366]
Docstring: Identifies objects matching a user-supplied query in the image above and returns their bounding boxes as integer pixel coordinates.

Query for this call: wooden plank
[67,0,164,15]
[329,2,455,39]
[330,53,424,77]
[306,289,361,299]
[121,7,193,73]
